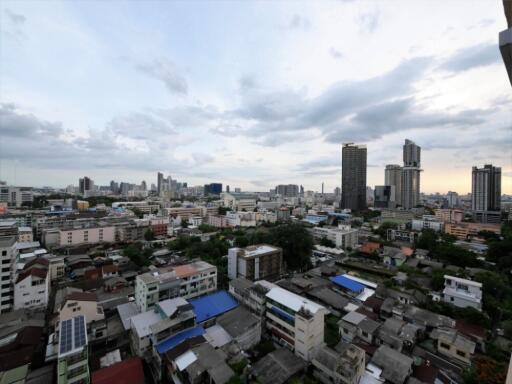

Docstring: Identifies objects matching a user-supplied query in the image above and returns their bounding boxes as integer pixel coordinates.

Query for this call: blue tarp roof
[189,290,238,323]
[156,326,205,354]
[330,275,365,293]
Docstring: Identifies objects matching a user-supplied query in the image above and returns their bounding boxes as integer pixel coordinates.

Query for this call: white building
[226,211,257,227]
[222,192,257,212]
[313,225,358,250]
[411,215,444,232]
[265,286,328,361]
[443,275,482,311]
[0,236,17,313]
[208,215,230,228]
[135,260,217,312]
[0,186,33,207]
[14,261,50,310]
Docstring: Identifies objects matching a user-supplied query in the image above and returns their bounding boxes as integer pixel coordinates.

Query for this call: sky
[0,0,511,194]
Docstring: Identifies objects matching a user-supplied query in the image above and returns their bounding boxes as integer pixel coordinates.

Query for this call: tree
[414,229,438,251]
[144,229,155,241]
[181,219,189,228]
[218,207,231,215]
[268,223,313,271]
[130,207,143,218]
[122,242,150,267]
[373,221,397,238]
[319,237,336,248]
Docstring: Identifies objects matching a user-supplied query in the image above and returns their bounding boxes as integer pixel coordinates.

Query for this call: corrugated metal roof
[330,275,365,293]
[156,326,205,354]
[189,290,238,323]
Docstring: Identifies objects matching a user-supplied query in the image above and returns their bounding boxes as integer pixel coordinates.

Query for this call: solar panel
[59,315,87,356]
[74,316,86,349]
[59,319,73,354]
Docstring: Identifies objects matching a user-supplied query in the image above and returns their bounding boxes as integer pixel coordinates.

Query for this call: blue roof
[156,326,205,354]
[189,290,238,323]
[330,275,365,293]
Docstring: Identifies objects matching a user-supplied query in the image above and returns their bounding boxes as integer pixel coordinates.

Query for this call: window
[456,350,466,358]
[1,251,6,256]
[440,342,450,350]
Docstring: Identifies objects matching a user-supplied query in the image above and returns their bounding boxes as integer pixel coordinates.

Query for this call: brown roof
[16,268,47,284]
[65,291,98,303]
[361,242,381,254]
[455,320,486,341]
[102,264,118,274]
[356,307,379,321]
[24,257,50,269]
[364,296,384,313]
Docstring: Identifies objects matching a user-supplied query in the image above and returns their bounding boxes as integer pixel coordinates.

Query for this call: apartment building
[228,244,283,282]
[0,236,17,313]
[222,192,258,211]
[57,315,90,384]
[265,286,328,361]
[165,206,203,220]
[312,225,358,250]
[226,211,257,227]
[14,259,50,310]
[411,215,444,232]
[135,261,217,312]
[0,186,34,207]
[444,222,501,240]
[207,214,229,228]
[434,209,464,224]
[111,201,160,214]
[311,343,366,384]
[443,275,482,311]
[44,225,116,247]
[18,227,33,243]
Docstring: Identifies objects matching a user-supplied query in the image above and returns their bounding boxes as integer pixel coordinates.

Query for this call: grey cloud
[5,9,26,25]
[136,59,187,94]
[289,14,311,30]
[440,42,500,72]
[0,103,63,138]
[359,11,380,33]
[107,112,176,140]
[329,47,344,59]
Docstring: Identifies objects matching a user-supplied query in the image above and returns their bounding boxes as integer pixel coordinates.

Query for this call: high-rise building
[204,183,222,196]
[226,185,230,193]
[385,164,403,205]
[78,177,93,195]
[401,139,422,209]
[341,143,367,211]
[157,172,164,195]
[374,185,395,208]
[500,0,512,86]
[446,191,460,208]
[471,165,501,212]
[0,236,17,313]
[109,180,119,194]
[275,184,299,197]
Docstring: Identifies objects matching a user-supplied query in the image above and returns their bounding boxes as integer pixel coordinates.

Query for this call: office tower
[500,0,512,86]
[226,185,230,193]
[300,185,304,195]
[109,180,119,194]
[401,139,422,209]
[446,191,459,208]
[141,180,147,191]
[472,165,501,212]
[234,187,241,193]
[78,176,93,195]
[157,172,164,195]
[374,185,395,208]
[385,164,403,205]
[204,183,222,196]
[275,184,299,197]
[341,143,367,211]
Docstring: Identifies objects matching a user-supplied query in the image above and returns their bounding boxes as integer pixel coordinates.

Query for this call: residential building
[312,225,358,250]
[265,286,328,360]
[0,236,17,313]
[374,185,395,209]
[46,256,65,281]
[57,315,89,384]
[227,244,282,281]
[401,139,422,210]
[444,222,501,239]
[443,275,482,311]
[385,164,403,205]
[216,306,262,350]
[112,201,159,214]
[437,328,476,366]
[411,215,444,232]
[59,292,105,327]
[229,278,272,317]
[472,164,501,211]
[341,143,367,211]
[226,211,257,227]
[0,186,34,207]
[135,260,217,312]
[311,343,365,384]
[275,184,299,197]
[434,209,464,223]
[207,214,229,228]
[446,191,460,208]
[44,225,115,247]
[338,311,380,344]
[165,206,203,220]
[17,227,33,243]
[222,192,257,211]
[370,345,413,384]
[14,259,50,310]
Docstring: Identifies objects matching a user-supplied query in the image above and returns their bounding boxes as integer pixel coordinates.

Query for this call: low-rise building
[43,225,116,247]
[434,209,464,223]
[135,261,217,312]
[370,345,413,384]
[14,259,50,310]
[57,315,89,384]
[311,343,365,384]
[444,222,500,239]
[222,192,257,212]
[207,215,229,228]
[227,244,283,282]
[312,225,358,250]
[216,306,261,350]
[411,215,444,232]
[436,328,475,366]
[17,227,33,243]
[265,286,328,361]
[442,275,482,311]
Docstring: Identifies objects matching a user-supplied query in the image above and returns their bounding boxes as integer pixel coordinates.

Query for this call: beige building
[165,206,203,220]
[59,292,105,326]
[311,344,365,384]
[437,329,475,365]
[17,227,33,243]
[434,209,464,223]
[444,222,500,239]
[228,244,283,281]
[265,285,328,361]
[44,225,116,247]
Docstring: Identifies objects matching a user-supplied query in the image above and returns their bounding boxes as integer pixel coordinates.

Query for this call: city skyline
[0,1,511,194]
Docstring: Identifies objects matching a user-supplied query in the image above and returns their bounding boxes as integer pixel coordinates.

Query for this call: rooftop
[341,311,367,326]
[251,348,306,384]
[216,306,260,339]
[189,290,238,323]
[330,275,365,293]
[116,302,139,331]
[91,357,144,384]
[156,326,205,354]
[371,345,413,384]
[130,310,162,337]
[444,275,482,288]
[266,286,326,315]
[239,244,280,258]
[58,315,87,358]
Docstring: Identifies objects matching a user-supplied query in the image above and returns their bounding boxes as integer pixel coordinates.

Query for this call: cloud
[359,11,380,33]
[329,47,344,59]
[107,112,176,140]
[440,42,500,72]
[5,9,26,25]
[289,14,311,30]
[136,59,187,94]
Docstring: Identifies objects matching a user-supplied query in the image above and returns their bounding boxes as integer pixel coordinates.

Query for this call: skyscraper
[401,139,422,209]
[341,143,367,211]
[157,172,164,195]
[385,164,403,206]
[78,176,93,195]
[471,165,501,212]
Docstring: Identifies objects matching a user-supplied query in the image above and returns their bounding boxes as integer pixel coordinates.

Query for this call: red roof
[455,320,486,341]
[92,357,144,384]
[15,268,47,284]
[360,242,381,254]
[101,264,118,274]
